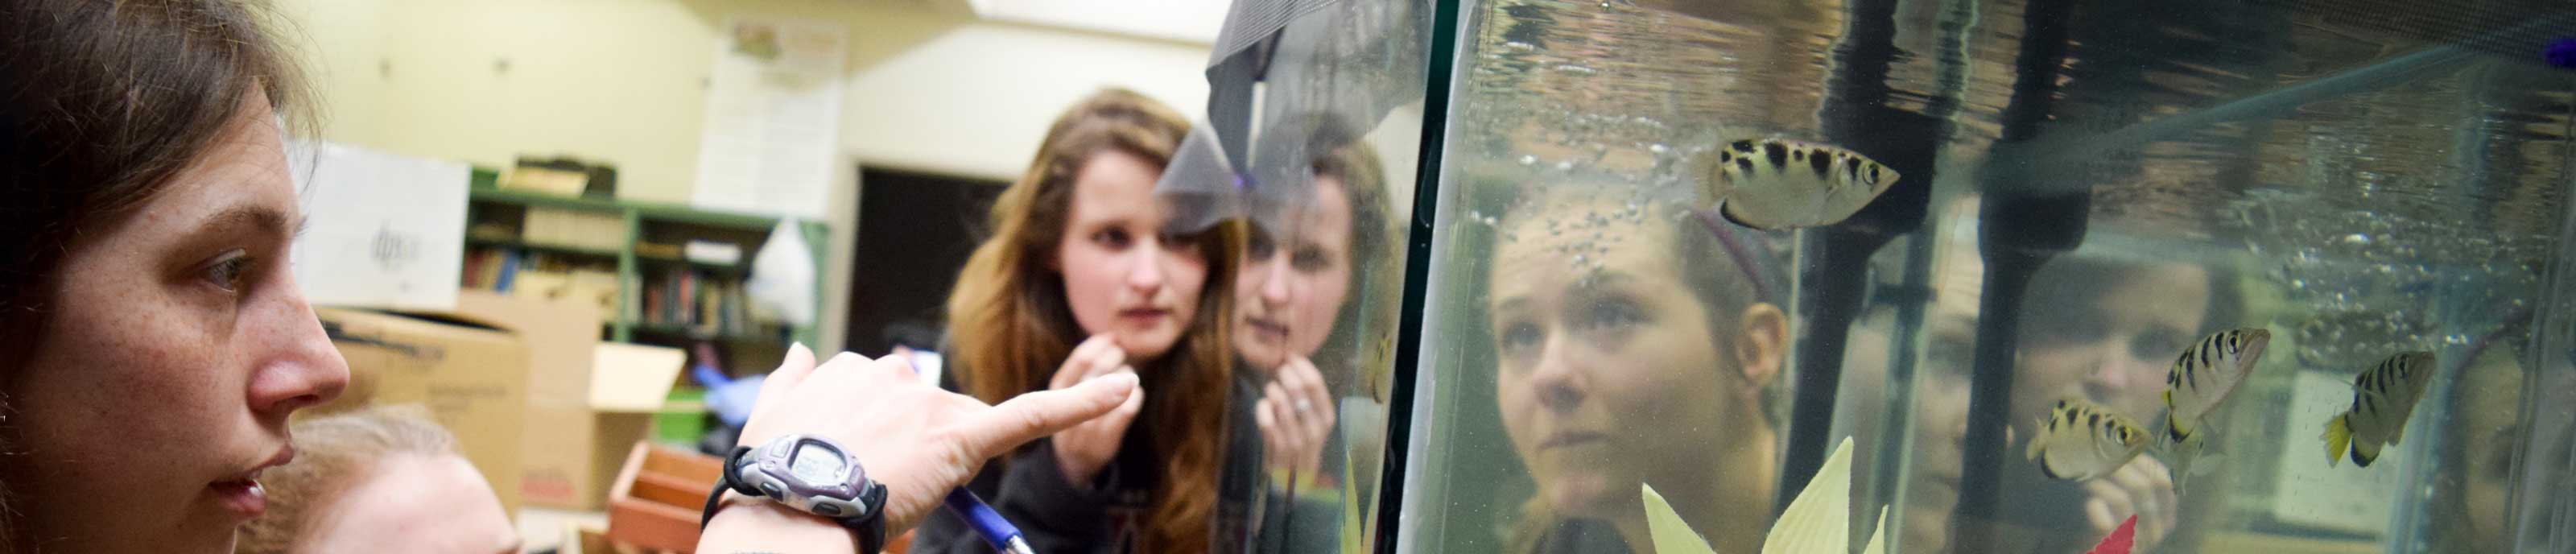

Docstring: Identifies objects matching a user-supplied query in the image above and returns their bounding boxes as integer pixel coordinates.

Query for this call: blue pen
[944,487,1034,554]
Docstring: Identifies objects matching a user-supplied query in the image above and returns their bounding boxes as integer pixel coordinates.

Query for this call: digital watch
[700,434,888,552]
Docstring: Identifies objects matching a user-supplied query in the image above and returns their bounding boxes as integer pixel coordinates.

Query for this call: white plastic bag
[745,218,817,326]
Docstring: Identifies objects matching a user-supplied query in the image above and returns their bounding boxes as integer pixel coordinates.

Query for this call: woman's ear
[1733,302,1788,387]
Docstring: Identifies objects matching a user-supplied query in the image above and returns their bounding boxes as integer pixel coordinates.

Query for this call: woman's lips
[1119,308,1171,325]
[213,445,294,519]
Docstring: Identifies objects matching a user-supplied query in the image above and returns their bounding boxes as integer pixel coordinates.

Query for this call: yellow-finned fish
[2322,351,2439,468]
[2162,328,2272,443]
[2026,399,2151,481]
[1699,138,1901,230]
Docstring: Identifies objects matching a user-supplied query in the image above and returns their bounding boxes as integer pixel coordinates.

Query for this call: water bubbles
[1519,155,1539,166]
[2342,233,2373,246]
[1555,160,1575,172]
[1648,143,1669,154]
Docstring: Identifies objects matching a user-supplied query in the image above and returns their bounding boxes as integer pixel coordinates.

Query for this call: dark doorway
[844,167,1007,356]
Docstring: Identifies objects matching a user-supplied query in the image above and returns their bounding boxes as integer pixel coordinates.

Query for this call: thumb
[959,372,1140,458]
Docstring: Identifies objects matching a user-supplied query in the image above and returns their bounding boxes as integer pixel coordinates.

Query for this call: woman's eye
[1583,300,1646,330]
[1291,246,1334,273]
[1092,229,1131,249]
[1246,231,1278,259]
[2130,329,2186,361]
[202,250,254,292]
[1497,322,1544,354]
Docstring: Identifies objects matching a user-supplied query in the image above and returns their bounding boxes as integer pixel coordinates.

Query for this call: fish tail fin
[2322,414,2351,468]
[2025,432,2044,461]
[2354,437,2382,468]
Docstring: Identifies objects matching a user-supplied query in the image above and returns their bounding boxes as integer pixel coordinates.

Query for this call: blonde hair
[234,405,459,554]
[943,88,1239,552]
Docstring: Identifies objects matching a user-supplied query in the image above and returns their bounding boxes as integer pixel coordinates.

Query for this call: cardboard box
[312,305,529,515]
[518,342,693,510]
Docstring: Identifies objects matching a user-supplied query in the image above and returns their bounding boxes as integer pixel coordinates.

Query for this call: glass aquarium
[1370,0,2576,552]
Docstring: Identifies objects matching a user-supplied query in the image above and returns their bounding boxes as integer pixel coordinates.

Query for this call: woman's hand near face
[704,342,1139,552]
[1257,355,1335,476]
[1050,334,1145,485]
[2082,455,2178,553]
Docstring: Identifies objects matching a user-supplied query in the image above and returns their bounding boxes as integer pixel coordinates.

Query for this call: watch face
[790,441,846,484]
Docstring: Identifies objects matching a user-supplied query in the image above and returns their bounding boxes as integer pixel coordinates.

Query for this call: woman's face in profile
[1234,176,1356,371]
[1488,195,1733,517]
[1054,149,1209,361]
[10,96,350,552]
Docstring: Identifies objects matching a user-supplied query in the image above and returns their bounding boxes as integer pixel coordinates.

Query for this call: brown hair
[0,0,312,548]
[233,405,460,554]
[943,88,1238,552]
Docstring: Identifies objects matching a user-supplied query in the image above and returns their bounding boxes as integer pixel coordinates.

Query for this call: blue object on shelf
[692,363,763,428]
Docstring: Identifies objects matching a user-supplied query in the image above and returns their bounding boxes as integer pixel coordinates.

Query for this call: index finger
[960,372,1141,459]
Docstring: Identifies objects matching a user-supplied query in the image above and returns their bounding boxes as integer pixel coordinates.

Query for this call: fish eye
[1865,165,1881,184]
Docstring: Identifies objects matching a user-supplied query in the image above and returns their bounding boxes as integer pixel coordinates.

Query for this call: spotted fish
[2026,399,2151,481]
[2162,328,2272,444]
[1699,138,1901,229]
[2322,351,2439,468]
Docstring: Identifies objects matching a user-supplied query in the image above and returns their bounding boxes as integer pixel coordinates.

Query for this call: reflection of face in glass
[1843,234,1984,554]
[2011,263,2210,434]
[1235,176,1355,371]
[1055,150,1208,361]
[1488,190,1783,552]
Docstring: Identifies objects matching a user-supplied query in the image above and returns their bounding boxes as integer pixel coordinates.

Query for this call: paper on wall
[287,141,469,311]
[690,18,846,219]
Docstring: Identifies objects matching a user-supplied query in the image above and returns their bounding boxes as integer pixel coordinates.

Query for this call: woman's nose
[1526,334,1586,413]
[1125,246,1168,290]
[248,287,349,419]
[1258,258,1294,306]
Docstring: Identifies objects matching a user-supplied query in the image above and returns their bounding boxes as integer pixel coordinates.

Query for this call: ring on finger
[1294,399,1313,413]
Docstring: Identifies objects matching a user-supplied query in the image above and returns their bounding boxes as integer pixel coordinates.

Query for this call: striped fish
[1700,138,1901,229]
[2025,399,2151,481]
[2162,328,2272,444]
[2322,351,2439,468]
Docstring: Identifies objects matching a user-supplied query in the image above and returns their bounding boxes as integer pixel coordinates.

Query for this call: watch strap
[697,444,890,554]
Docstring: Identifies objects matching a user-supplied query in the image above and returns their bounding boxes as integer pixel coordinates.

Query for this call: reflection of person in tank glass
[1484,183,1790,554]
[2000,252,2240,552]
[2425,339,2569,554]
[1216,116,1394,552]
[1842,201,2241,553]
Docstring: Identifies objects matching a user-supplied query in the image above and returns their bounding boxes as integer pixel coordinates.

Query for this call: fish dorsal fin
[1762,436,1855,554]
[1645,484,1720,554]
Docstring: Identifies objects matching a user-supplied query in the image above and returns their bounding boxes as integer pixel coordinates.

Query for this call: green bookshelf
[461,187,830,348]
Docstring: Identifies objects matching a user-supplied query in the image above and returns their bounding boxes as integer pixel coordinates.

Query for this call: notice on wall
[287,141,470,311]
[690,18,847,220]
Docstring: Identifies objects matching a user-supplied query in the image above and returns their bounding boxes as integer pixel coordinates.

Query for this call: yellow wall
[274,0,1211,202]
[273,0,1215,350]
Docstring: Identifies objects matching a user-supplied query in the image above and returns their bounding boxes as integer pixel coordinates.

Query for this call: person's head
[235,406,516,554]
[1839,199,1988,553]
[1487,183,1787,550]
[0,1,349,552]
[1234,118,1390,373]
[2009,255,2241,437]
[942,88,1238,553]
